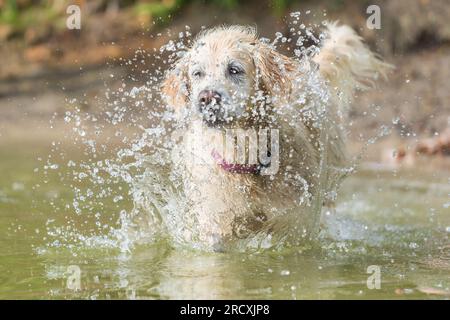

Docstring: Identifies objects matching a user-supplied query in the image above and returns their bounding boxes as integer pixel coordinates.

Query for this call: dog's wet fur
[161,23,391,251]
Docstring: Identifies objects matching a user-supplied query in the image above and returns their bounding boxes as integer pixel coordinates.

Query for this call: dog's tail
[313,22,392,108]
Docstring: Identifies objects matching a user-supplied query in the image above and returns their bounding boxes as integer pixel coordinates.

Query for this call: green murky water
[0,142,449,299]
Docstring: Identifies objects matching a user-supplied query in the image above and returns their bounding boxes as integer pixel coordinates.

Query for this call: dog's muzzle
[198,90,226,126]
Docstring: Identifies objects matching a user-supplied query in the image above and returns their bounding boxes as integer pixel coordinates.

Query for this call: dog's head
[162,25,296,127]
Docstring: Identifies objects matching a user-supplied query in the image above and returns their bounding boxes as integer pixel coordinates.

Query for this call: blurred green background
[0,0,449,163]
[0,0,449,300]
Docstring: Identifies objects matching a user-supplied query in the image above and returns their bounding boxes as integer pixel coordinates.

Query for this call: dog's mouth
[200,103,230,127]
[211,149,267,174]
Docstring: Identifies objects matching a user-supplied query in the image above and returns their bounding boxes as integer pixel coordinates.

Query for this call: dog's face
[187,42,256,127]
[162,26,296,128]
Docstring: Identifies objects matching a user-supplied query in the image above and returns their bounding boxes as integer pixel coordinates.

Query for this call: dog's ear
[253,42,296,98]
[161,53,190,115]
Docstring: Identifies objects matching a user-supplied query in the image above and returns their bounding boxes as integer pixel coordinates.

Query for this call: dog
[161,23,390,251]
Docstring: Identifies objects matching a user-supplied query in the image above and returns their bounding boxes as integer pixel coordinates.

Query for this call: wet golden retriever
[162,23,390,251]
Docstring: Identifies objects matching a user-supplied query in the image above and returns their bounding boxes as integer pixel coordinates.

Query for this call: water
[31,20,337,252]
[1,15,449,299]
[0,143,448,299]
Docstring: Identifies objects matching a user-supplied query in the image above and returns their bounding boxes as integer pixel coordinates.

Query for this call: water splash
[35,14,389,253]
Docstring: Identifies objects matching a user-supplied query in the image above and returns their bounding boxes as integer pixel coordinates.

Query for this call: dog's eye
[192,70,203,78]
[228,66,243,75]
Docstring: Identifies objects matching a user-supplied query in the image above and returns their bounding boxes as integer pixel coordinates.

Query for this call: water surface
[0,143,449,299]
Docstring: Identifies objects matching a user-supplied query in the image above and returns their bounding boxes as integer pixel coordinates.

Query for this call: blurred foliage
[0,0,61,31]
[0,0,307,42]
[272,0,295,17]
[0,0,299,27]
[1,0,19,25]
[133,0,182,24]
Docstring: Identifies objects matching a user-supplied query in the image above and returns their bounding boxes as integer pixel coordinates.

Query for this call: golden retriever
[161,23,390,251]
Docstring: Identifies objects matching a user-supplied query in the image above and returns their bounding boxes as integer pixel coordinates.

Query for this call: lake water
[0,142,449,299]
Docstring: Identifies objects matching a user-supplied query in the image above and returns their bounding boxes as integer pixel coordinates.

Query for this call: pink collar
[211,149,259,174]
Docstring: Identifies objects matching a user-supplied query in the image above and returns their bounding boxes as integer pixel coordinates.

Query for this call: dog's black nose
[198,90,221,106]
